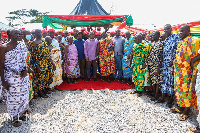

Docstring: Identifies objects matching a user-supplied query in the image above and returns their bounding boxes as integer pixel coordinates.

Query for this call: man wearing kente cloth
[122,31,134,85]
[35,29,55,98]
[129,34,151,97]
[99,32,115,83]
[171,24,200,121]
[160,24,180,108]
[146,31,163,102]
[0,29,30,127]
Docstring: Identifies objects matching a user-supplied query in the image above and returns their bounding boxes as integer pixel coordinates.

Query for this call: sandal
[166,102,174,108]
[24,110,31,114]
[20,115,29,121]
[150,97,158,101]
[156,99,165,103]
[178,114,189,121]
[100,79,105,83]
[170,107,183,114]
[12,119,22,127]
[190,126,200,132]
[130,91,138,94]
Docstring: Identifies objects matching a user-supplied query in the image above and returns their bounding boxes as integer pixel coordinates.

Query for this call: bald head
[154,31,160,42]
[125,31,131,39]
[35,29,42,39]
[164,24,172,37]
[45,36,52,44]
[139,32,146,40]
[134,34,142,44]
[179,24,190,40]
[116,29,121,37]
[10,29,21,42]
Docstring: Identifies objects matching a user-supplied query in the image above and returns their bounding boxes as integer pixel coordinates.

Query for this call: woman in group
[64,36,80,83]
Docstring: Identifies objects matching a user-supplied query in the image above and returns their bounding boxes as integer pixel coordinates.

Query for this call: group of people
[1,24,200,132]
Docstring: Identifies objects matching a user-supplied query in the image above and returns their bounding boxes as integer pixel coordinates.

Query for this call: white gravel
[0,89,198,133]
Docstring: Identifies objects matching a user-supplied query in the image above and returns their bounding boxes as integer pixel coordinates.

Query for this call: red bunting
[45,15,126,21]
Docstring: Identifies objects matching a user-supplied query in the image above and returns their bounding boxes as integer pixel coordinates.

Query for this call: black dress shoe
[81,77,85,81]
[94,78,97,82]
[86,78,90,82]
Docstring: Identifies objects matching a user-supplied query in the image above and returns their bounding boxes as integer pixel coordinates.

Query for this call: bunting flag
[42,15,133,28]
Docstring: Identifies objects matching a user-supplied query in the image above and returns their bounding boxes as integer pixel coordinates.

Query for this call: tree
[6,9,50,26]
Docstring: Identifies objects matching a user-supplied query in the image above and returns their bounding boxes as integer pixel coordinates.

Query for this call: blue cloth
[161,34,180,96]
[112,55,123,79]
[74,39,85,60]
[122,36,134,79]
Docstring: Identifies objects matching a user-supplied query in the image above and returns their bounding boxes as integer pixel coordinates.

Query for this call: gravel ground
[0,89,198,133]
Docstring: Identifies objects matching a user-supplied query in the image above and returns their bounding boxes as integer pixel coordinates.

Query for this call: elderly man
[129,34,151,96]
[146,31,163,101]
[122,31,134,84]
[0,29,30,127]
[99,32,115,83]
[61,30,69,45]
[171,24,200,121]
[160,24,180,108]
[112,29,125,83]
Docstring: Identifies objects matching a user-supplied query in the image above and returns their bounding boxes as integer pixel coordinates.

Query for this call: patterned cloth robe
[64,44,80,78]
[195,62,200,123]
[99,38,115,76]
[174,36,200,109]
[49,47,63,88]
[132,42,151,91]
[26,50,34,101]
[36,41,54,90]
[161,34,180,96]
[29,42,38,94]
[122,36,134,78]
[146,41,163,85]
[3,41,30,120]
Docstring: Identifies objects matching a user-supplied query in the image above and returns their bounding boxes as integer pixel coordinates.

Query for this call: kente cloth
[49,47,63,88]
[99,38,115,76]
[195,63,200,123]
[147,41,163,85]
[174,36,200,109]
[36,41,54,90]
[4,41,30,120]
[132,42,151,91]
[161,34,180,95]
[26,50,34,101]
[29,42,38,93]
[65,44,80,78]
[59,43,66,76]
[143,43,152,86]
[122,36,134,78]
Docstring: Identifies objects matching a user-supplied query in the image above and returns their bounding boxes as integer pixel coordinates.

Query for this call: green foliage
[6,9,49,26]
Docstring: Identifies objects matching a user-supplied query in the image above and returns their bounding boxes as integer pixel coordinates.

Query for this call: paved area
[0,89,198,133]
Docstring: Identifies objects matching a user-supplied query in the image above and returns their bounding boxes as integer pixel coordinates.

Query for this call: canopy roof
[70,0,109,15]
[42,15,132,28]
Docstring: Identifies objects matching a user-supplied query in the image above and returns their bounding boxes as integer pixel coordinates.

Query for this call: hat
[42,29,47,33]
[97,27,101,30]
[81,27,86,31]
[87,27,90,29]
[96,31,101,36]
[92,30,96,33]
[110,31,115,34]
[48,28,55,33]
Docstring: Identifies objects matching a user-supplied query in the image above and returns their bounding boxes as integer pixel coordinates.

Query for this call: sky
[0,0,200,30]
